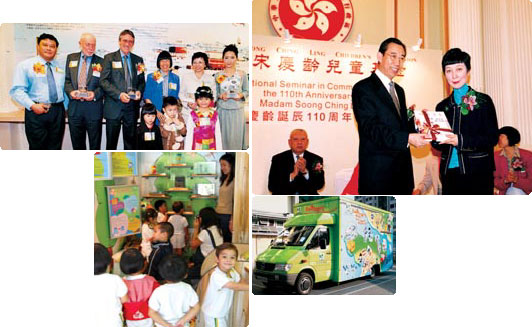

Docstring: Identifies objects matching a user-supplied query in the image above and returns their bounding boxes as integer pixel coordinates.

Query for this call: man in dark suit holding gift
[268,129,325,195]
[352,37,429,195]
[64,33,104,150]
[100,29,146,150]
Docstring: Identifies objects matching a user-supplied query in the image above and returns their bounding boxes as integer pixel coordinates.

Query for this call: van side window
[308,226,329,249]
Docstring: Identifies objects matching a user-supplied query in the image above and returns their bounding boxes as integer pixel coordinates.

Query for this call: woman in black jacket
[432,48,499,194]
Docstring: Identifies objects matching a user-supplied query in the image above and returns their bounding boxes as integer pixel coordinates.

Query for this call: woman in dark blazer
[432,48,499,194]
[144,51,180,122]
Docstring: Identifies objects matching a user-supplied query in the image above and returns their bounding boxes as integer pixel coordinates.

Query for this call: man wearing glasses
[64,33,104,150]
[100,29,145,150]
[352,37,429,194]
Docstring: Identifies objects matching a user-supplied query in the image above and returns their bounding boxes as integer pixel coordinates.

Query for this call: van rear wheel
[295,272,314,295]
[370,266,377,278]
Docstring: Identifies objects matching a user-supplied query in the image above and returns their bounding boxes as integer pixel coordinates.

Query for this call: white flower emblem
[290,0,338,35]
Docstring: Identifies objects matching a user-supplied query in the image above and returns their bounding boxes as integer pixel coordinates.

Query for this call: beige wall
[252,0,443,50]
[0,24,17,112]
[426,0,444,50]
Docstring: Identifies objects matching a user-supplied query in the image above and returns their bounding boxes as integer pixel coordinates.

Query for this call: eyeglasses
[385,53,405,62]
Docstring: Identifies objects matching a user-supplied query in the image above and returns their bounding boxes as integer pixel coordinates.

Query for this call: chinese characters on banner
[252,35,444,194]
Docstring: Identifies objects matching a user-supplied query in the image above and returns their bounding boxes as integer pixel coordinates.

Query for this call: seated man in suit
[100,29,146,150]
[268,129,325,195]
[64,33,104,150]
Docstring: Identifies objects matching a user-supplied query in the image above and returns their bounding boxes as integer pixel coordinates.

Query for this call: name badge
[199,117,211,126]
[144,132,155,141]
[55,67,64,74]
[93,71,101,78]
[112,61,123,69]
[169,82,177,90]
[69,61,78,68]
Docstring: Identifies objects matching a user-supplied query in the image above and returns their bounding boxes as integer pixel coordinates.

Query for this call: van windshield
[282,226,315,246]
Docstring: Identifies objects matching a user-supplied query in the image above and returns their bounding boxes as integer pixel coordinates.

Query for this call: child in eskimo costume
[160,96,186,150]
[184,86,222,150]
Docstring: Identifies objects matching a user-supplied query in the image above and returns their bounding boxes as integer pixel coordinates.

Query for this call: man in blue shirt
[10,33,66,150]
[100,29,146,150]
[64,33,104,150]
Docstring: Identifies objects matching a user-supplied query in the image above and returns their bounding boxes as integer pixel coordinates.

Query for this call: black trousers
[68,113,102,150]
[442,168,494,195]
[24,103,65,150]
[218,213,233,243]
[105,106,136,150]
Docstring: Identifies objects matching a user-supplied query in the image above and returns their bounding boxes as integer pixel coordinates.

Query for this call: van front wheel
[295,272,314,295]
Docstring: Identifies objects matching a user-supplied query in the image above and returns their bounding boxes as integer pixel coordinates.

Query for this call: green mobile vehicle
[254,197,394,294]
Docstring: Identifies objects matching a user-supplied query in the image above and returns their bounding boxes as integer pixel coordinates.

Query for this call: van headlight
[274,264,292,271]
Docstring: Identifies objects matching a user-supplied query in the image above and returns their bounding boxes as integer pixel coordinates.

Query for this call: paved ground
[253,266,396,295]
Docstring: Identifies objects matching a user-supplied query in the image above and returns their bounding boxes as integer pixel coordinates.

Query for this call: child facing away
[94,243,129,327]
[120,248,160,327]
[154,200,168,223]
[168,201,189,256]
[147,222,174,282]
[141,208,158,258]
[184,86,223,150]
[137,103,163,150]
[148,254,199,327]
[199,243,248,327]
[160,96,187,150]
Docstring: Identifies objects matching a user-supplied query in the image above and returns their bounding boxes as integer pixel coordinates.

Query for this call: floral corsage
[511,157,526,172]
[312,161,324,173]
[92,63,102,72]
[33,62,45,74]
[216,74,226,84]
[136,63,145,74]
[459,90,480,115]
[407,104,416,121]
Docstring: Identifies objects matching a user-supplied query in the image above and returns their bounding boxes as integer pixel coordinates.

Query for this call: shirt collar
[500,146,520,158]
[375,68,393,89]
[120,50,130,59]
[80,52,93,60]
[292,151,305,161]
[191,70,205,81]
[125,274,146,280]
[215,266,235,278]
[152,241,170,248]
[37,55,55,65]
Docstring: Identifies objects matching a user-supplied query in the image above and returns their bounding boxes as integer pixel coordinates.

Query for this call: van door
[306,225,332,282]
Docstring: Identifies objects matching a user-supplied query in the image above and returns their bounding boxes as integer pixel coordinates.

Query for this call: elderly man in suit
[100,29,146,150]
[268,129,325,195]
[352,37,429,195]
[64,33,104,150]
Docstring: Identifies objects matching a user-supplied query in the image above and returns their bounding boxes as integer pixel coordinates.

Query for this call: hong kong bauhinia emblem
[269,0,354,42]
